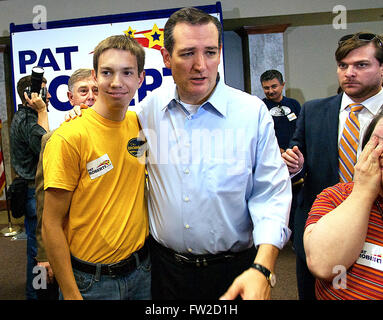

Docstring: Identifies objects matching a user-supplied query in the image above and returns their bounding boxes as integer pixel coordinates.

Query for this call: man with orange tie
[282,32,383,300]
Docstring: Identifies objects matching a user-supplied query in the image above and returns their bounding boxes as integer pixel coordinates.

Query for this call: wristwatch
[251,263,277,288]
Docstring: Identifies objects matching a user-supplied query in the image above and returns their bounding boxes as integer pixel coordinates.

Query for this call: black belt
[150,236,255,267]
[70,242,149,276]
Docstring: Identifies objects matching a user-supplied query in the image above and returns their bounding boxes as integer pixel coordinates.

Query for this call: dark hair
[93,35,145,75]
[260,69,284,84]
[164,7,222,55]
[17,75,47,104]
[335,32,383,64]
[362,108,383,150]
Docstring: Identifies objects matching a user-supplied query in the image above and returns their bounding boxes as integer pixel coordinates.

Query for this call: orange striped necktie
[338,103,364,183]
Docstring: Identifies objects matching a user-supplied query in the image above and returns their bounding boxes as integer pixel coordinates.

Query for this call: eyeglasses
[338,33,383,47]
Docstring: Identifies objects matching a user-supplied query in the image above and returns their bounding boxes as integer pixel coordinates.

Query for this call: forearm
[37,110,49,132]
[42,218,82,299]
[304,192,372,280]
[35,220,48,262]
[42,189,81,300]
[253,243,279,272]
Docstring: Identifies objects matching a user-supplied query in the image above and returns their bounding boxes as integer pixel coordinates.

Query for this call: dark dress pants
[149,236,256,300]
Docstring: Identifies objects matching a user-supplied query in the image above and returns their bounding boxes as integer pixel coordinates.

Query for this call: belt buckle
[107,259,128,275]
[107,262,119,276]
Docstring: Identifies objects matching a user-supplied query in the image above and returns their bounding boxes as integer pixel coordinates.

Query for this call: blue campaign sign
[10,2,224,130]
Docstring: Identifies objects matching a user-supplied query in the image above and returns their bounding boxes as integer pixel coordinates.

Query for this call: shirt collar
[340,88,383,114]
[162,74,227,117]
[161,86,179,111]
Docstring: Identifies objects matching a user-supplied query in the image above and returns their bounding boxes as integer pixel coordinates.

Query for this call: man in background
[260,69,303,239]
[10,74,50,300]
[260,69,301,154]
[66,68,98,109]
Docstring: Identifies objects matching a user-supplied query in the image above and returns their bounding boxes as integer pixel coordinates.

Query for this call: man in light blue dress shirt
[136,7,292,300]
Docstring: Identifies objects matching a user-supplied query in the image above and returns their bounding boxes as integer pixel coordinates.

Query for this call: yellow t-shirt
[43,108,148,264]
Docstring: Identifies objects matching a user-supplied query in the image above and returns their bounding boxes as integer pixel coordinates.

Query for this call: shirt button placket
[182,136,193,253]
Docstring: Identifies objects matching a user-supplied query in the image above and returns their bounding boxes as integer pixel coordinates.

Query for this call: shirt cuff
[252,218,292,250]
[290,166,303,179]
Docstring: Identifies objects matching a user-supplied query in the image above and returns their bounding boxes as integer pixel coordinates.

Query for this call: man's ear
[138,70,145,89]
[67,91,74,105]
[91,69,97,82]
[160,47,171,69]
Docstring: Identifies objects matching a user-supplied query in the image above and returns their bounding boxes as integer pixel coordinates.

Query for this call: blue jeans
[25,187,37,300]
[60,255,151,300]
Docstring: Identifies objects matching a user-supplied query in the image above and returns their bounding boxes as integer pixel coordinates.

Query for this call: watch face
[270,274,277,287]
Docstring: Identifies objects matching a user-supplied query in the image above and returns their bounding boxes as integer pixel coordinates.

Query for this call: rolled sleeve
[253,218,292,249]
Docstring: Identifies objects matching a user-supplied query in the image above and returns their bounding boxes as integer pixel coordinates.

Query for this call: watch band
[251,263,276,287]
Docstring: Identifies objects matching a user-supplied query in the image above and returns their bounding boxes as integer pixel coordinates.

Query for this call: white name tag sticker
[287,112,297,121]
[356,242,383,271]
[86,154,114,180]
